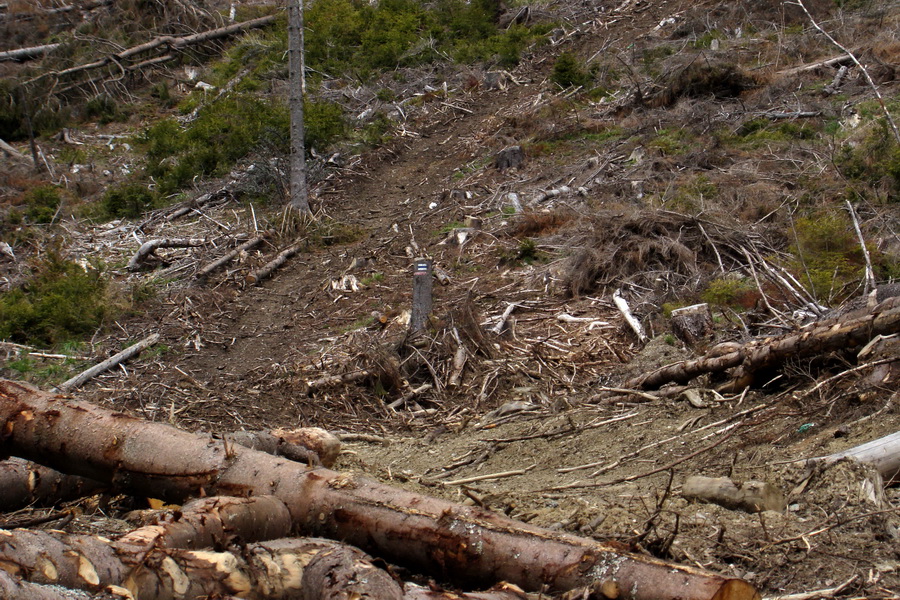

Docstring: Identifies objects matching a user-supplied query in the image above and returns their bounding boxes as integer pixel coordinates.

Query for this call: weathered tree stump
[495,146,525,171]
[671,303,714,346]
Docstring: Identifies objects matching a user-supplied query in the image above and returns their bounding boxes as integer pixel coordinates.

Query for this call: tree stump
[671,303,713,346]
[495,145,525,171]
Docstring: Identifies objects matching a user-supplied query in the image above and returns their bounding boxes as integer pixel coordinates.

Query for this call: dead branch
[306,369,370,392]
[628,295,900,391]
[613,289,647,343]
[196,232,270,279]
[0,137,29,162]
[0,380,758,600]
[57,333,160,392]
[246,242,302,285]
[127,238,206,271]
[25,15,276,85]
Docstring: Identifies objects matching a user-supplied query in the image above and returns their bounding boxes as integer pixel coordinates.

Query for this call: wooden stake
[410,258,433,334]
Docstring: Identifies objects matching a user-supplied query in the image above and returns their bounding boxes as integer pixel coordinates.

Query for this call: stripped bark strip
[245,243,302,285]
[0,380,759,600]
[0,458,104,511]
[629,295,900,391]
[58,333,160,392]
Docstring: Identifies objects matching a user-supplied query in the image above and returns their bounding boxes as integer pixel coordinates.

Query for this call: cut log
[0,527,403,600]
[807,430,900,484]
[127,238,206,271]
[629,295,900,391]
[226,427,341,468]
[115,495,292,553]
[671,303,714,347]
[0,458,105,511]
[0,43,62,62]
[0,380,759,600]
[682,476,786,513]
[57,333,160,392]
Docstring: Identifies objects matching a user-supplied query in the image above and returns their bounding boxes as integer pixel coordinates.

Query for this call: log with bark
[629,295,900,391]
[226,426,341,468]
[0,458,104,511]
[58,333,160,392]
[0,379,759,600]
[196,231,270,279]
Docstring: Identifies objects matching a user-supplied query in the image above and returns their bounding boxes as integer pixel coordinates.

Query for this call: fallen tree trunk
[58,333,160,392]
[808,430,900,485]
[246,242,302,285]
[0,458,104,511]
[629,295,900,391]
[196,232,270,279]
[0,43,62,62]
[127,238,206,271]
[0,380,758,600]
[27,15,276,83]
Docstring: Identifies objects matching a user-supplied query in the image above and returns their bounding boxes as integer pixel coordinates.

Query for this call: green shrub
[84,94,127,124]
[790,210,865,302]
[102,183,157,219]
[141,94,289,196]
[836,120,900,195]
[551,53,592,88]
[701,277,758,308]
[305,100,346,151]
[0,253,110,346]
[23,185,63,224]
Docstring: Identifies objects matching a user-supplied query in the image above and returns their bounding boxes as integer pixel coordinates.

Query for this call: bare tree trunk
[0,380,758,600]
[288,0,310,213]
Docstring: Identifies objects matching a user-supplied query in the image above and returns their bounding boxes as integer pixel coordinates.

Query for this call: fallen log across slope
[0,379,760,600]
[628,295,900,391]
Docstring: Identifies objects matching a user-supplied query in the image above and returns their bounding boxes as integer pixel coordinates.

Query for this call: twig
[590,387,660,402]
[443,464,536,486]
[763,575,857,600]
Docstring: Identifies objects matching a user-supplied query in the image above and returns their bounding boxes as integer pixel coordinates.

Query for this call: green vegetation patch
[836,120,900,195]
[0,253,111,347]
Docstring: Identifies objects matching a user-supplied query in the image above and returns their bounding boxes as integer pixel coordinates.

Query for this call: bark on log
[807,430,900,484]
[0,526,403,600]
[226,427,341,468]
[58,333,160,392]
[629,295,900,391]
[0,137,29,161]
[682,476,786,513]
[0,458,104,511]
[115,495,292,553]
[404,582,526,600]
[127,238,206,271]
[0,380,759,600]
[0,570,94,600]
